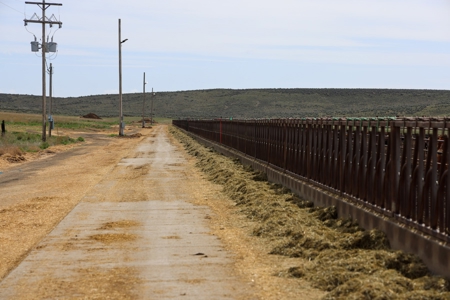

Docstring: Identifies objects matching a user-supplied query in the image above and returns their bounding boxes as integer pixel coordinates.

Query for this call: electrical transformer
[31,41,39,52]
[46,42,57,53]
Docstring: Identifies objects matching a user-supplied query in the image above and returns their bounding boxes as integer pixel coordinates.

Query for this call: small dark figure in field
[1,120,5,137]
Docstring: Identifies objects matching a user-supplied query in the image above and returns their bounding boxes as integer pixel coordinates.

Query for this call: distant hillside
[1,88,450,119]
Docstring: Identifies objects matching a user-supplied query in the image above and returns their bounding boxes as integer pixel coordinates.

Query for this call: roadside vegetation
[0,112,113,161]
[0,112,167,156]
[1,112,118,131]
[0,131,82,162]
[1,131,78,152]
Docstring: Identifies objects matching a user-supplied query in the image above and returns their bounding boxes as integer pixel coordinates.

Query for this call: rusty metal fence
[173,118,450,242]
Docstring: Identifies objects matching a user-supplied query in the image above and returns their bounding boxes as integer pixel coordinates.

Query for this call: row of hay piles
[170,127,450,300]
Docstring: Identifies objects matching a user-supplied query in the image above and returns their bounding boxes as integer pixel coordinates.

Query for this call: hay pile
[119,133,143,139]
[2,153,26,163]
[170,126,450,300]
[81,113,102,119]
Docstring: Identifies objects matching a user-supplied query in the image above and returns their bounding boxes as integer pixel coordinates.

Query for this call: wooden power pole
[48,63,53,137]
[151,88,154,125]
[142,72,146,128]
[118,19,128,136]
[24,0,62,142]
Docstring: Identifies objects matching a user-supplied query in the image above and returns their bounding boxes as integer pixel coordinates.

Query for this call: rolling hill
[1,88,449,119]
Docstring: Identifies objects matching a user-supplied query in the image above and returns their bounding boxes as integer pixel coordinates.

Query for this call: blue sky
[1,0,449,97]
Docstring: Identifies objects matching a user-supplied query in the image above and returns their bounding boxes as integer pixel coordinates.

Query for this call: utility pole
[48,63,53,137]
[24,0,62,142]
[151,87,154,125]
[142,72,146,128]
[118,19,128,136]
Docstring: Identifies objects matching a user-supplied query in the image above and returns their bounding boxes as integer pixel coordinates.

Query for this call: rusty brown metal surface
[174,117,450,244]
[174,118,450,278]
[175,123,450,278]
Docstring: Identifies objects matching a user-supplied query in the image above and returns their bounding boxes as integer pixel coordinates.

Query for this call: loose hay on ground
[13,266,141,299]
[98,220,141,230]
[0,196,75,280]
[88,233,137,244]
[170,126,450,300]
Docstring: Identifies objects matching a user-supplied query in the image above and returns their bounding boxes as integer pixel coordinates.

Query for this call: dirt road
[3,123,448,299]
[0,125,258,299]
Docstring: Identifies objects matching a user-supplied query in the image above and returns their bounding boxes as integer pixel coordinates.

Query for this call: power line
[0,1,22,14]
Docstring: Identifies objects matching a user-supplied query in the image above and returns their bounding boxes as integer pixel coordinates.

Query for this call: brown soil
[82,113,102,119]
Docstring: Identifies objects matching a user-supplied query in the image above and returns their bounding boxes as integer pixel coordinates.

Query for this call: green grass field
[0,111,170,157]
[0,112,115,157]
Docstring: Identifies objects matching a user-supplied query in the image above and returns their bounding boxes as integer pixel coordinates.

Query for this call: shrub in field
[54,136,76,145]
[1,131,83,156]
[23,145,41,153]
[0,145,23,157]
[40,142,50,149]
[11,132,41,143]
[1,132,46,153]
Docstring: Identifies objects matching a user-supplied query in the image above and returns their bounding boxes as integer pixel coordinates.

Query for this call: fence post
[283,120,288,170]
[390,121,401,213]
[340,119,346,195]
[430,127,439,229]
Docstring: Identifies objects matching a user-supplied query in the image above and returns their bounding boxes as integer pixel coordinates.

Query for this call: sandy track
[0,130,140,281]
[0,125,259,299]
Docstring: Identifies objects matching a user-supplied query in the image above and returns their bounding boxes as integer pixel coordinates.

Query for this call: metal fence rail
[173,118,450,242]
